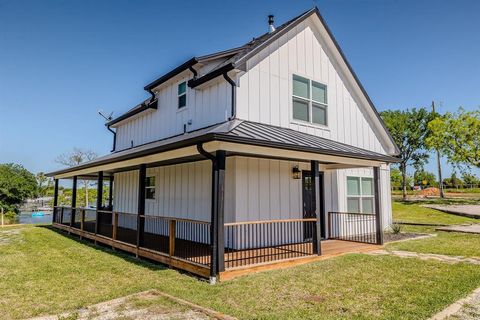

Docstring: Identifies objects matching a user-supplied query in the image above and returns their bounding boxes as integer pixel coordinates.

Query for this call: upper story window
[145,176,155,200]
[178,81,187,109]
[292,75,327,126]
[346,177,374,214]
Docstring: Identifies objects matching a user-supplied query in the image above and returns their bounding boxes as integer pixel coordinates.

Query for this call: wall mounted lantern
[292,166,301,179]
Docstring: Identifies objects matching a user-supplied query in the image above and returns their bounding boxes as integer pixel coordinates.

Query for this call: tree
[55,148,98,207]
[390,168,412,189]
[0,163,38,212]
[36,172,52,197]
[427,108,480,168]
[461,172,479,187]
[381,108,431,200]
[413,170,438,188]
[443,172,463,188]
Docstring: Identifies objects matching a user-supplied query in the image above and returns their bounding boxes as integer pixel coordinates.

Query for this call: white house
[48,8,399,282]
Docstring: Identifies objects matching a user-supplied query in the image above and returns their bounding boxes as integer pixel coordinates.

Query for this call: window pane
[293,98,309,122]
[347,177,360,196]
[146,188,155,200]
[347,198,360,213]
[145,177,155,187]
[312,81,327,104]
[362,198,374,214]
[362,178,374,196]
[178,82,186,95]
[312,104,327,125]
[293,75,309,99]
[178,94,186,108]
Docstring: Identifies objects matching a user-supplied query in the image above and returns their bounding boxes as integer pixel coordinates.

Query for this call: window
[178,81,186,108]
[346,177,374,213]
[292,75,327,125]
[145,176,155,200]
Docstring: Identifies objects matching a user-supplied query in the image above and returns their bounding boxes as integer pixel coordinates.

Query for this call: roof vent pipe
[268,15,275,33]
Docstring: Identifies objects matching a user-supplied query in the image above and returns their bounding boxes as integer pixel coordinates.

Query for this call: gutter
[107,125,116,152]
[223,73,236,120]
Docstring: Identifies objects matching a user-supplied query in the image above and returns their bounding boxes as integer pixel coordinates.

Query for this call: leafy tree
[36,172,53,197]
[413,170,438,188]
[381,108,431,200]
[461,173,480,186]
[443,172,463,188]
[0,163,38,212]
[55,148,98,207]
[427,108,480,168]
[390,168,412,188]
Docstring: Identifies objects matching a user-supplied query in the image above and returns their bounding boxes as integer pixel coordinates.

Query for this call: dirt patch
[424,205,480,219]
[0,228,23,245]
[30,290,235,320]
[369,250,480,265]
[384,232,429,243]
[419,187,441,197]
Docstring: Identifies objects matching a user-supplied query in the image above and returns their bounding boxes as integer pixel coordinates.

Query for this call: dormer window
[292,75,327,126]
[178,81,187,109]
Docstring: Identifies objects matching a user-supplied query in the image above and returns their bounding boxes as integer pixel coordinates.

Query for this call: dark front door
[302,171,326,239]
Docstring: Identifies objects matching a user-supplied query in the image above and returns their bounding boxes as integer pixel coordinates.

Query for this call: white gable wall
[236,18,386,154]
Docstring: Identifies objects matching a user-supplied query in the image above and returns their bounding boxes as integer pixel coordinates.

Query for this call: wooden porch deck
[52,222,378,281]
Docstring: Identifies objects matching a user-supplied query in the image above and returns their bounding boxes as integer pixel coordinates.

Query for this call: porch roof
[47,120,399,178]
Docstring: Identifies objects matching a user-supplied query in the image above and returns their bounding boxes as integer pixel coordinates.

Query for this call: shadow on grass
[38,225,209,281]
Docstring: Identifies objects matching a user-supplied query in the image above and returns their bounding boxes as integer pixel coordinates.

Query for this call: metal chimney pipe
[268,15,275,33]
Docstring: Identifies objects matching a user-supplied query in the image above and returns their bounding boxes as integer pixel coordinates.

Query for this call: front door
[302,171,325,239]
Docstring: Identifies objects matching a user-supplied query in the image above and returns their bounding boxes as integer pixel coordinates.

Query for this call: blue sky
[1,0,479,177]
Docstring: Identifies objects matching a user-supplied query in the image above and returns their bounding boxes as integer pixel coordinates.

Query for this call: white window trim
[290,73,329,128]
[346,176,375,214]
[177,81,187,109]
[145,175,156,201]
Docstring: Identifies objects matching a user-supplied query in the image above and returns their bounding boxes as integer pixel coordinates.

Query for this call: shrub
[391,223,402,234]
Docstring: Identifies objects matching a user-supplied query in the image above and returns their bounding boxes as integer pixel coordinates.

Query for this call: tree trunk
[401,163,407,201]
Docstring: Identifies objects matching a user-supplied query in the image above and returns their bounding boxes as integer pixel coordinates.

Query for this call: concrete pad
[424,205,480,219]
[436,224,480,234]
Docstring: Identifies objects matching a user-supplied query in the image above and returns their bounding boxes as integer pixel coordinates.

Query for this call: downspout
[196,143,218,284]
[107,125,116,152]
[223,73,236,120]
[188,65,198,79]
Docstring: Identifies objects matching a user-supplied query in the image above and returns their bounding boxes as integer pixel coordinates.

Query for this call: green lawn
[392,200,479,225]
[2,226,480,319]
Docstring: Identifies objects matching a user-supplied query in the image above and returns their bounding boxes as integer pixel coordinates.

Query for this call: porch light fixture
[292,166,301,179]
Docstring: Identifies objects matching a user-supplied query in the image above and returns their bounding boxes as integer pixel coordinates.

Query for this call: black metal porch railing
[52,206,212,268]
[224,218,317,269]
[328,212,377,244]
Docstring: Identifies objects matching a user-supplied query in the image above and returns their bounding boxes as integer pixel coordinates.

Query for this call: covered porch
[48,120,396,281]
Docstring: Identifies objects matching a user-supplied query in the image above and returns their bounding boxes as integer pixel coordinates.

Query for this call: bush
[391,223,402,234]
[2,211,17,225]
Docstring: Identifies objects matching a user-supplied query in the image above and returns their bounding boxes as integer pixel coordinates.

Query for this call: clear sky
[1,0,479,177]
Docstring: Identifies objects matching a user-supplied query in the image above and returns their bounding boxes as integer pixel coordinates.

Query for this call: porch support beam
[137,164,146,249]
[373,167,384,245]
[95,171,103,236]
[311,160,322,255]
[201,147,226,283]
[53,179,59,207]
[71,176,77,227]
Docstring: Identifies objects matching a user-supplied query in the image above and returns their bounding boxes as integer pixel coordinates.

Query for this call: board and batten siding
[236,17,386,154]
[114,72,231,151]
[112,159,236,223]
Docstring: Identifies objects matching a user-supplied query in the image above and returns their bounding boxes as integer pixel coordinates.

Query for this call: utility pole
[432,101,445,198]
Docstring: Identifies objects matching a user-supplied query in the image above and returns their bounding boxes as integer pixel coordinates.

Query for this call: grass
[2,226,480,319]
[386,225,480,258]
[392,200,479,225]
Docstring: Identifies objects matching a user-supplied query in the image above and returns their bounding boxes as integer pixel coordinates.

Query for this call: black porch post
[137,164,146,249]
[311,160,322,255]
[53,179,59,222]
[373,167,384,245]
[210,150,226,282]
[95,171,103,236]
[71,176,77,227]
[108,176,114,209]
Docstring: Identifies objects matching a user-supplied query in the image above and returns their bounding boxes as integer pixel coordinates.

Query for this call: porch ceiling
[47,120,398,179]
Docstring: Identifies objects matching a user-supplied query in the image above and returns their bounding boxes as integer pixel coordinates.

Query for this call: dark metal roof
[47,120,398,177]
